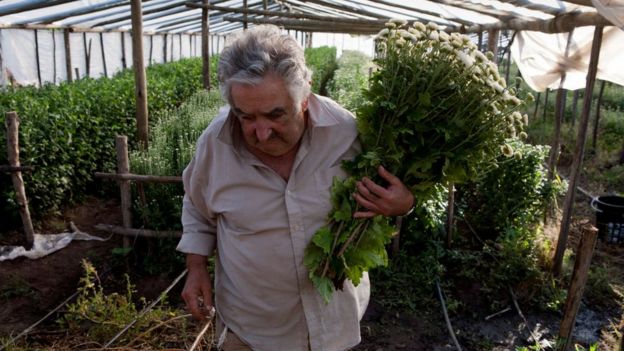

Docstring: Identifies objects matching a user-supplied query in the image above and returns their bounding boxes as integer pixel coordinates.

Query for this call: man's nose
[255,122,273,142]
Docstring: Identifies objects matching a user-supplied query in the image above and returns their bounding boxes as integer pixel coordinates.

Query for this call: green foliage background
[0,57,219,229]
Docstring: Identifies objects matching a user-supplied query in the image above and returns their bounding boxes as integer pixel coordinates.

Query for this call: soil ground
[1,192,623,350]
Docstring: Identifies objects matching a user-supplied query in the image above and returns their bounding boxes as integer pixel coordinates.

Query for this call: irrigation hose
[435,279,463,351]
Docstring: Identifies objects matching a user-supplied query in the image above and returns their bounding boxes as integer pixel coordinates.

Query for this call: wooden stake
[99,32,107,78]
[64,28,72,82]
[571,90,580,126]
[556,224,598,351]
[533,92,541,120]
[34,30,42,87]
[548,30,574,181]
[149,34,153,64]
[201,0,210,90]
[553,26,604,277]
[121,32,127,69]
[95,224,181,238]
[52,29,57,84]
[543,89,550,122]
[95,171,181,183]
[447,183,455,248]
[116,135,132,249]
[487,29,499,64]
[591,80,606,152]
[131,0,149,149]
[5,112,35,249]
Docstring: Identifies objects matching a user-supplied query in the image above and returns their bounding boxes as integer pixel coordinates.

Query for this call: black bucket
[590,195,624,244]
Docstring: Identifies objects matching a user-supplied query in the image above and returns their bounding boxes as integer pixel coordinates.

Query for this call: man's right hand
[181,254,214,321]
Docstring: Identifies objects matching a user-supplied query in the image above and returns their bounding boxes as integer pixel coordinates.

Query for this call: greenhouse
[0,0,623,350]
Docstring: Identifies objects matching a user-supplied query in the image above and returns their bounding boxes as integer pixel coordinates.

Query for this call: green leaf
[311,227,334,255]
[310,275,334,304]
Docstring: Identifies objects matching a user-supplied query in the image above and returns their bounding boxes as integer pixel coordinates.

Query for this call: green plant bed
[0,57,219,227]
[305,46,338,96]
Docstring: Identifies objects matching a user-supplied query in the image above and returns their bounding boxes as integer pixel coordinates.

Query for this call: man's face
[230,74,307,157]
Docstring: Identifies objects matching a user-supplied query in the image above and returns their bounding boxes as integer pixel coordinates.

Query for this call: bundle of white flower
[304,20,531,304]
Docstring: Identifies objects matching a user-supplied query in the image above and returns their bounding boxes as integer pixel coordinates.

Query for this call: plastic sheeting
[0,28,208,87]
[511,26,624,92]
[511,0,624,92]
[592,0,624,29]
[0,231,110,261]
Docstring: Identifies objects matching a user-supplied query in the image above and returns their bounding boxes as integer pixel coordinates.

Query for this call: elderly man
[177,25,414,351]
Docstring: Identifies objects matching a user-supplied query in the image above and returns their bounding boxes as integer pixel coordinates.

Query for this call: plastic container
[590,195,624,244]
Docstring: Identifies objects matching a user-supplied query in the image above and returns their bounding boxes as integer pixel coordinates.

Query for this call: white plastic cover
[0,231,109,261]
[592,0,624,29]
[511,26,624,91]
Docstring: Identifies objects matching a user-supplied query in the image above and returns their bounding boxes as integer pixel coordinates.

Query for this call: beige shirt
[177,94,369,351]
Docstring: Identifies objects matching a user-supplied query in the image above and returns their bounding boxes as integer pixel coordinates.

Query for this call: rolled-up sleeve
[177,194,217,256]
[176,139,218,257]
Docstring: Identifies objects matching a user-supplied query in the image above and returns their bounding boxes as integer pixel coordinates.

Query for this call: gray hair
[218,25,312,111]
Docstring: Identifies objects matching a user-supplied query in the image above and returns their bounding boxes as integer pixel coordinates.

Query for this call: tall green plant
[0,57,217,225]
[305,46,338,96]
[327,50,373,113]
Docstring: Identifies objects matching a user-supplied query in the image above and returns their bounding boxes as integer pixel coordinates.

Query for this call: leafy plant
[305,46,338,95]
[327,50,373,113]
[305,20,528,303]
[57,260,178,345]
[0,57,217,225]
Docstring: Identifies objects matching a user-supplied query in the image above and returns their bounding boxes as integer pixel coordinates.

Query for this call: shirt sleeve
[176,152,217,257]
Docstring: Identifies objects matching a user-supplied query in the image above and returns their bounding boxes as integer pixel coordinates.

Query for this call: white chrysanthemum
[510,95,521,106]
[467,41,477,50]
[522,113,529,125]
[491,103,500,114]
[497,78,507,88]
[512,111,522,121]
[440,42,453,52]
[428,31,439,41]
[519,131,528,140]
[514,151,523,160]
[486,51,495,60]
[396,37,406,47]
[451,38,463,49]
[472,66,483,76]
[427,22,439,31]
[438,31,450,42]
[501,144,514,157]
[413,22,426,32]
[389,18,408,26]
[377,28,390,37]
[474,50,487,62]
[456,50,475,68]
[385,22,396,29]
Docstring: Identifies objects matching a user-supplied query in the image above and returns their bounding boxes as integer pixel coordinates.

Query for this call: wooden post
[121,32,127,69]
[533,92,541,120]
[543,89,550,121]
[591,80,606,152]
[64,28,72,82]
[556,224,598,351]
[149,34,153,64]
[202,0,210,90]
[131,0,149,149]
[487,29,499,64]
[446,183,455,248]
[553,26,604,277]
[163,33,167,63]
[52,29,57,84]
[100,32,107,78]
[116,136,132,249]
[34,30,42,87]
[547,30,573,179]
[74,67,80,80]
[571,90,580,126]
[5,112,35,249]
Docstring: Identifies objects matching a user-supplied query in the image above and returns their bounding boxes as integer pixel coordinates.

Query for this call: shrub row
[326,50,372,114]
[0,57,218,228]
[304,46,338,96]
[129,89,224,231]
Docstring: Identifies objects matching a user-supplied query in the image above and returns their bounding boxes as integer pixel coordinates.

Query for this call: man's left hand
[353,165,414,218]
